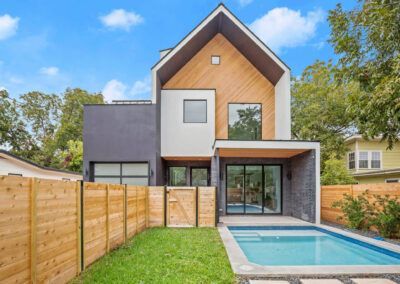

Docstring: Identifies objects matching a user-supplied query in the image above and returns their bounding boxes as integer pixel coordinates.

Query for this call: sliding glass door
[226,164,282,214]
[263,165,281,214]
[226,165,245,213]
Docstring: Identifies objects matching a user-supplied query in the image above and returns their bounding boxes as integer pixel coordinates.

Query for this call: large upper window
[93,163,149,185]
[184,100,207,123]
[228,103,261,140]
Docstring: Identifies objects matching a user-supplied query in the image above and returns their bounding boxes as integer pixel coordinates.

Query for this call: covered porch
[211,140,320,223]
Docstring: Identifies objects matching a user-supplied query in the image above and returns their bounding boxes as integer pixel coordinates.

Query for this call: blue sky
[0,0,356,101]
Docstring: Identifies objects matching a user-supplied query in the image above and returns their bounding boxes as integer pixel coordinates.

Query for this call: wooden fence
[0,176,216,284]
[321,183,400,224]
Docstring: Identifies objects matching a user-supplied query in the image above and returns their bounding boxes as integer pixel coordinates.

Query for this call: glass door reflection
[227,165,244,213]
[263,165,281,213]
[244,165,263,214]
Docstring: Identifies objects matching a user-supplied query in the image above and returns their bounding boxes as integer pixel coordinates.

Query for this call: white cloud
[9,76,23,84]
[102,79,127,102]
[0,14,19,40]
[0,86,6,91]
[249,7,324,53]
[39,66,59,76]
[100,9,143,31]
[102,76,151,102]
[238,0,253,7]
[130,76,151,97]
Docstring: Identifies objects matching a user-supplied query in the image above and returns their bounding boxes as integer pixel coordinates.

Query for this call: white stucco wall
[0,156,81,180]
[161,89,215,157]
[275,70,291,139]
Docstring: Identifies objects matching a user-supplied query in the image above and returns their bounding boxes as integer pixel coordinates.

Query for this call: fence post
[106,184,110,253]
[145,186,149,228]
[195,187,199,227]
[124,184,127,243]
[80,181,85,270]
[136,187,139,234]
[76,181,82,275]
[164,186,167,227]
[30,177,38,284]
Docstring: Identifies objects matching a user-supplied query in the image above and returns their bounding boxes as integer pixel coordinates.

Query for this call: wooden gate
[166,187,197,227]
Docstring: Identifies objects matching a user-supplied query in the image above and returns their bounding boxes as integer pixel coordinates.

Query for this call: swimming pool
[229,226,400,266]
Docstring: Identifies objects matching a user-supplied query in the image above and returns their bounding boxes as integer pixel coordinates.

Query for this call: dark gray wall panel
[83,104,159,185]
[290,150,316,222]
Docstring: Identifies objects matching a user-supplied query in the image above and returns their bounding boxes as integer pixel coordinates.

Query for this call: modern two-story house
[345,135,400,184]
[83,4,320,223]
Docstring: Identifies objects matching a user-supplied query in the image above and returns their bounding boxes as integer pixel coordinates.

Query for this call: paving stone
[249,281,290,284]
[300,279,342,284]
[351,279,397,284]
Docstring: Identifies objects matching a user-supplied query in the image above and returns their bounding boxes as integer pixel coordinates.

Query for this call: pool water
[229,226,400,266]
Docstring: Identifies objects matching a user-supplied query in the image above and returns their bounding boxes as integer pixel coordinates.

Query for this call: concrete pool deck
[218,216,400,277]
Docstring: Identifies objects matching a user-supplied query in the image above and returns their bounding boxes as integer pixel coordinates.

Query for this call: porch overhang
[212,140,320,158]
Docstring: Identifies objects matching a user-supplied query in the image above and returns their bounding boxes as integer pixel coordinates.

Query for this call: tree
[61,140,83,172]
[321,158,357,185]
[329,0,400,148]
[291,61,359,169]
[0,90,35,157]
[19,91,62,166]
[54,88,103,151]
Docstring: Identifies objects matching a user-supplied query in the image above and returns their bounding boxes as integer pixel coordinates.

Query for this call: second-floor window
[371,151,381,169]
[348,152,355,169]
[184,100,207,123]
[359,151,369,169]
[228,103,261,140]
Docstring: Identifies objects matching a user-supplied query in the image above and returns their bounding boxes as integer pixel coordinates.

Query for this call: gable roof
[0,149,81,176]
[152,3,289,90]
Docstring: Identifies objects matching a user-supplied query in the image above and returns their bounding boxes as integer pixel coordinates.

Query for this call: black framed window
[228,103,261,140]
[191,168,209,186]
[169,166,187,186]
[184,100,207,123]
[93,162,149,185]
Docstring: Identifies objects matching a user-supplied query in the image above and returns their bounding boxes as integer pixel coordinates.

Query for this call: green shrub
[332,191,373,230]
[371,195,400,238]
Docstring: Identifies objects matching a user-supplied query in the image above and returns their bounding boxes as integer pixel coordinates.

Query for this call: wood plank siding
[163,33,276,139]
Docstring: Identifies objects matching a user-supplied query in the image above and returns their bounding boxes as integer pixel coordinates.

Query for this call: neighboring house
[345,135,400,184]
[0,150,81,181]
[83,4,320,222]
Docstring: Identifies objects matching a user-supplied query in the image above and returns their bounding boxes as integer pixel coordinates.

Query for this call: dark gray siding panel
[83,105,159,185]
[290,150,316,222]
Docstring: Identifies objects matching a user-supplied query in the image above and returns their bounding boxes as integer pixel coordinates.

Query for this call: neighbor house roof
[353,168,400,177]
[0,149,81,176]
[344,134,400,144]
[152,3,289,96]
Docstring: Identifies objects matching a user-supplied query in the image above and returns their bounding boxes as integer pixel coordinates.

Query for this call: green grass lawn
[72,227,235,284]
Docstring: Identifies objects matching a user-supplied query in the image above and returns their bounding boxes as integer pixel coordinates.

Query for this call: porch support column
[211,149,221,221]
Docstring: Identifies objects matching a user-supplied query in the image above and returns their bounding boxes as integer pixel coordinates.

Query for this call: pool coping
[218,223,400,276]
